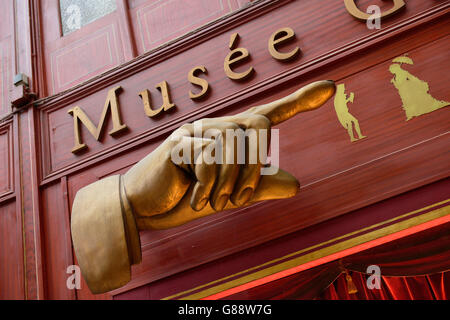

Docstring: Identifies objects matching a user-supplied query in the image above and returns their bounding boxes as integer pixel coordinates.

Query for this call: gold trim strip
[182,205,450,300]
[163,199,450,300]
[183,206,450,300]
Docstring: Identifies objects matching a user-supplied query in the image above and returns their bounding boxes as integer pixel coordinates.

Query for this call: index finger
[240,80,336,126]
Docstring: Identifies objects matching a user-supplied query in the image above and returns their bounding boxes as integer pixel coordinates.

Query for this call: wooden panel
[17,110,45,300]
[0,38,12,117]
[38,0,448,178]
[0,0,13,117]
[0,200,24,299]
[0,121,13,199]
[40,0,126,94]
[40,179,76,300]
[63,15,450,295]
[49,24,121,93]
[129,0,236,54]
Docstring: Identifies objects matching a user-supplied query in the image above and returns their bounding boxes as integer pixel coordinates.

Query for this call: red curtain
[222,222,450,300]
[319,271,449,300]
[320,221,450,300]
[340,222,450,277]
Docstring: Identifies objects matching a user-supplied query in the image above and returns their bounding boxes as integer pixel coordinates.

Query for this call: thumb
[248,168,299,203]
[136,167,299,230]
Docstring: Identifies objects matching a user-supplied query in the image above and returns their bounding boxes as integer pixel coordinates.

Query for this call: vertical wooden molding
[116,0,138,61]
[11,0,33,98]
[61,176,77,300]
[14,113,28,300]
[30,0,47,98]
[13,0,47,297]
[17,107,46,300]
[8,115,26,300]
[0,119,15,200]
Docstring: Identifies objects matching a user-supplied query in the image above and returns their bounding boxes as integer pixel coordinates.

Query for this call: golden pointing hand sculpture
[71,80,336,294]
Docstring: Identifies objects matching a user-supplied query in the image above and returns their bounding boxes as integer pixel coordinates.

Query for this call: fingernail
[192,198,208,211]
[237,187,253,206]
[213,194,229,211]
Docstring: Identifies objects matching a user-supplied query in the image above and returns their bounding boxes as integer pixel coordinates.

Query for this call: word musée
[68,27,300,154]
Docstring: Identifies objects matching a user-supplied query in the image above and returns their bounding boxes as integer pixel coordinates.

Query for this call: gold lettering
[344,0,405,21]
[224,33,254,81]
[229,33,239,50]
[268,27,299,61]
[188,66,209,100]
[68,86,127,154]
[139,81,176,118]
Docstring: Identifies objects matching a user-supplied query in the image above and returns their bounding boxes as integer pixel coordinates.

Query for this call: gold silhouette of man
[389,56,449,120]
[334,83,366,142]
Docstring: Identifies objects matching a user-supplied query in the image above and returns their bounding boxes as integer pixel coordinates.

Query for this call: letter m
[68,86,127,153]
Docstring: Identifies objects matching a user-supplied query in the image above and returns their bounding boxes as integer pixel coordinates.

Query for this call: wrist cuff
[71,175,141,294]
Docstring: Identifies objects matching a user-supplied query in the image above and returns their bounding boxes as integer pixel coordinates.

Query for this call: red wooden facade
[0,0,449,300]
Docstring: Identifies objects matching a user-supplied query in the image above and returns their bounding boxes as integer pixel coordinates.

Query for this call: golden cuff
[71,175,141,294]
